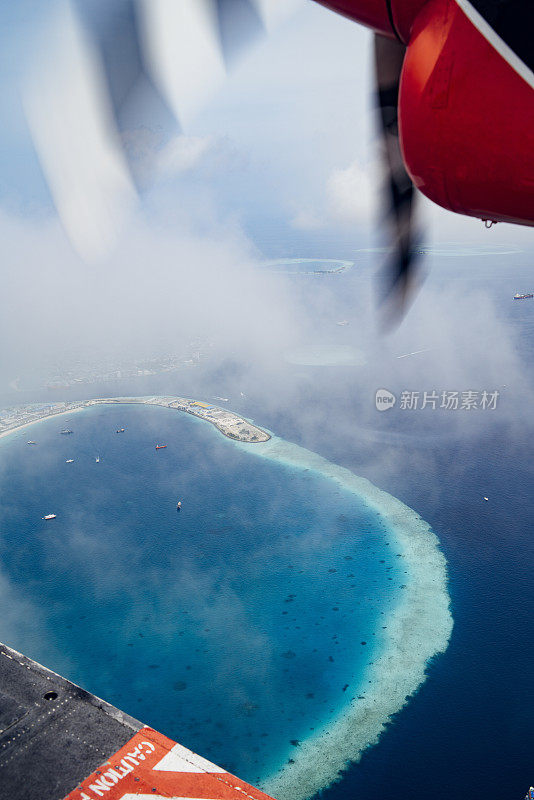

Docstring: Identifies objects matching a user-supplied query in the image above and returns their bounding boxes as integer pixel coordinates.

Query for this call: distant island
[0,396,270,444]
[263,258,353,275]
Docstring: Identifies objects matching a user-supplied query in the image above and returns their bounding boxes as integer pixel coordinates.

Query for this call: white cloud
[0,205,310,387]
[326,158,378,225]
[290,157,378,232]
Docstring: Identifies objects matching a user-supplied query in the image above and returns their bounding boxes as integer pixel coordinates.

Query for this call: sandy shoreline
[0,397,269,444]
[0,406,85,441]
[237,436,453,800]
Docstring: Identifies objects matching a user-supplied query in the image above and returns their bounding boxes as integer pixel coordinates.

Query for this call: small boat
[155,444,167,450]
[42,514,56,520]
[60,429,73,435]
[27,441,37,445]
[514,292,533,300]
[65,459,74,463]
[176,500,182,511]
[483,496,489,501]
[95,456,100,463]
[116,428,125,433]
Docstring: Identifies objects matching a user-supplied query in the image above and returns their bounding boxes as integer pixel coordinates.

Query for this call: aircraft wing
[0,642,276,800]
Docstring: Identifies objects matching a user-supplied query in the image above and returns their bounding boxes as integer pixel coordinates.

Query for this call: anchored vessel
[155,444,167,450]
[513,292,533,299]
[42,514,56,520]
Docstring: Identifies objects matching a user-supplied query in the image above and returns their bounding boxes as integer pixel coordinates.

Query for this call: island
[263,258,353,275]
[0,396,271,444]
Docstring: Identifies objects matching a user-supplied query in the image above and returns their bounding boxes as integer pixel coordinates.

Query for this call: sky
[0,2,375,228]
[3,0,533,244]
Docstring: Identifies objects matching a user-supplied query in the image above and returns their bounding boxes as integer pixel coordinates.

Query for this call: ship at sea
[513,292,533,299]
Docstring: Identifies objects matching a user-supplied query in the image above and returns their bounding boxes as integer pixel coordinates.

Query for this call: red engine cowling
[314,0,534,227]
[399,0,534,227]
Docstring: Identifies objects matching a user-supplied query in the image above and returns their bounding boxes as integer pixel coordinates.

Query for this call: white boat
[27,441,37,445]
[176,500,182,511]
[42,514,56,520]
[66,459,74,463]
[95,456,100,463]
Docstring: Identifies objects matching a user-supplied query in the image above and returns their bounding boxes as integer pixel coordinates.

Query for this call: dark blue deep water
[0,404,402,786]
[317,429,534,800]
[242,244,534,800]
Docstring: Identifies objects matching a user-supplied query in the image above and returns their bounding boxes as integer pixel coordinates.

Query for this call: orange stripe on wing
[63,727,277,800]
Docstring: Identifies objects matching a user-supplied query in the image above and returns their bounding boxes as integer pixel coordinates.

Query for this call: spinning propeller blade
[374,33,423,326]
[24,0,302,260]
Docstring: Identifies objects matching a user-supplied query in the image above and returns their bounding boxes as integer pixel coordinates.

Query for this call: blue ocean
[1,237,533,800]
